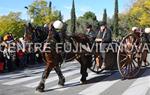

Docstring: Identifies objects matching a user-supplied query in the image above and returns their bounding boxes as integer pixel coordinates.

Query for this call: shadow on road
[44,67,150,92]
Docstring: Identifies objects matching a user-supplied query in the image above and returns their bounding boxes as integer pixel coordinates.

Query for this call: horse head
[24,23,35,42]
[24,23,48,43]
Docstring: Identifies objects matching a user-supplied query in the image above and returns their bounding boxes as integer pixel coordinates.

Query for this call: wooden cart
[90,32,149,79]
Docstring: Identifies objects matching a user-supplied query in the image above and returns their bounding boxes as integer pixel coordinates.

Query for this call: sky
[0,0,132,21]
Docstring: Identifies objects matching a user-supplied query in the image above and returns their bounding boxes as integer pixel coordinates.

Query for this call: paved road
[0,60,150,95]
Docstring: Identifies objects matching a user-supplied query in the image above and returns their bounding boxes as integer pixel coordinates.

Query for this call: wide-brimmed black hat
[100,21,107,26]
[86,24,92,28]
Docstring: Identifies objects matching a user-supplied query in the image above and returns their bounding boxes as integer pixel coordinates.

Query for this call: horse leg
[79,56,88,84]
[36,52,55,92]
[36,64,53,92]
[54,65,65,86]
[80,64,88,84]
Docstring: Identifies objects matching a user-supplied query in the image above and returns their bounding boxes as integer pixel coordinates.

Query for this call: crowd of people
[0,33,43,72]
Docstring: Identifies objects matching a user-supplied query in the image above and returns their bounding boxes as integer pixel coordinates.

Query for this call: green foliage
[128,0,150,27]
[83,11,97,20]
[114,0,150,39]
[0,12,25,37]
[117,14,130,39]
[77,18,99,33]
[66,11,99,34]
[58,11,63,21]
[102,9,107,23]
[71,0,76,34]
[113,0,119,39]
[77,11,98,33]
[27,0,61,26]
[49,1,52,10]
[65,19,71,34]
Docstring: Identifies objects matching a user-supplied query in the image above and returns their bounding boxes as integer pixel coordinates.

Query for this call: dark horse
[24,23,92,92]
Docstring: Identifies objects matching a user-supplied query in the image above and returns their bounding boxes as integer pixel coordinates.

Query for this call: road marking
[78,72,120,95]
[1,65,78,85]
[24,69,79,88]
[30,65,78,74]
[0,60,78,79]
[0,65,78,80]
[48,72,101,91]
[0,68,45,80]
[2,76,41,85]
[122,70,150,95]
[0,73,25,80]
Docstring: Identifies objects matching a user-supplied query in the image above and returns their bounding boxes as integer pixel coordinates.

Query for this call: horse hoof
[36,83,45,92]
[35,90,44,93]
[80,81,87,84]
[58,83,64,86]
[58,77,65,86]
[80,77,87,84]
[121,77,126,80]
[36,88,44,92]
[58,81,65,86]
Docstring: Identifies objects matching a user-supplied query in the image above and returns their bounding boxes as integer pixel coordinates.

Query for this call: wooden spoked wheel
[117,33,143,79]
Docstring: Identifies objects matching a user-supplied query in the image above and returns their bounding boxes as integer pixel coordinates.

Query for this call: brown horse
[24,23,92,92]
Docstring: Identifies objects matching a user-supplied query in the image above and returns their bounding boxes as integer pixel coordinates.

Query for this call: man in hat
[95,22,112,70]
[85,24,96,42]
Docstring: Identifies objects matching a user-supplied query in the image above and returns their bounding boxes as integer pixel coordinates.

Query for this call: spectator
[0,39,5,72]
[17,49,25,68]
[3,45,13,72]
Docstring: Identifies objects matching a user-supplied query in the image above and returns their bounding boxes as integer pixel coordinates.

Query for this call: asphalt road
[0,60,150,95]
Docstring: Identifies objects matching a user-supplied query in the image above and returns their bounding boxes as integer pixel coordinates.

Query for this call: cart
[90,32,149,79]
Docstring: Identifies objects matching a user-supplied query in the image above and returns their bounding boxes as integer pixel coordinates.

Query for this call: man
[95,22,112,69]
[36,20,65,92]
[85,24,96,40]
[3,33,9,41]
[48,20,63,43]
[132,27,141,38]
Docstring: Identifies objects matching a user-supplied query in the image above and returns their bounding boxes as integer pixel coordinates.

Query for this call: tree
[71,0,76,34]
[113,0,119,39]
[79,11,98,33]
[102,9,107,23]
[65,19,71,34]
[58,11,63,21]
[66,11,99,33]
[0,12,25,37]
[27,0,61,26]
[118,13,131,38]
[77,17,99,33]
[49,1,52,11]
[68,11,99,33]
[128,0,150,27]
[83,11,97,20]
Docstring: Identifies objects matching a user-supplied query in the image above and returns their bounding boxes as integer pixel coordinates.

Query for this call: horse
[24,23,93,92]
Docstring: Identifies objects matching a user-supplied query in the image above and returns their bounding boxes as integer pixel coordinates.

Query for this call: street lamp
[24,6,28,9]
[24,6,30,22]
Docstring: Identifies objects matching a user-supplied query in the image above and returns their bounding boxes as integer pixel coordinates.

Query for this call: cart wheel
[117,33,142,79]
[89,54,104,74]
